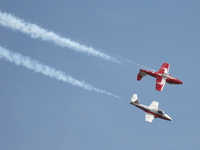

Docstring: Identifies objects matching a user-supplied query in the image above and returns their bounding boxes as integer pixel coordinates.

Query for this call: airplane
[137,62,183,91]
[130,94,172,123]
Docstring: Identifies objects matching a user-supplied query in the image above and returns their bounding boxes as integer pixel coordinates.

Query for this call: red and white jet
[130,94,172,123]
[137,63,183,91]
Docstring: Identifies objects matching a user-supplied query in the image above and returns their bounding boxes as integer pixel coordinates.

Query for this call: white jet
[130,94,172,123]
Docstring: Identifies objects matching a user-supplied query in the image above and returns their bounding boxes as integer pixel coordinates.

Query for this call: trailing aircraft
[137,62,183,91]
[130,94,172,123]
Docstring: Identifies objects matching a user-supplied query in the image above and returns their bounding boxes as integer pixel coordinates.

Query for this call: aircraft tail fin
[137,69,147,81]
[130,94,140,105]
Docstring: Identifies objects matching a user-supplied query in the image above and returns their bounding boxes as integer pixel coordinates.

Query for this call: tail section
[137,69,147,81]
[130,94,140,105]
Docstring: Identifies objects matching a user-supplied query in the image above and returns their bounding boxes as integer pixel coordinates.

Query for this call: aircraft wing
[149,101,159,109]
[145,113,155,123]
[158,63,170,74]
[156,75,166,91]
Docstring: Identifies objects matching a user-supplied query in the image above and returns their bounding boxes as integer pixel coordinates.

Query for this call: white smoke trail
[0,11,122,64]
[0,11,154,71]
[0,46,122,99]
[124,59,156,72]
[111,54,156,71]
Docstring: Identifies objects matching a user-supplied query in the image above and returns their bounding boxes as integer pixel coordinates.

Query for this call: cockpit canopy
[158,109,164,115]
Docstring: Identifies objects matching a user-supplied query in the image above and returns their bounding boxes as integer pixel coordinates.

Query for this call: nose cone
[165,114,172,121]
[178,80,183,84]
[176,79,183,84]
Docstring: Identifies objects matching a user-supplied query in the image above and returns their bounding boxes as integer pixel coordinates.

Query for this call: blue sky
[0,1,199,150]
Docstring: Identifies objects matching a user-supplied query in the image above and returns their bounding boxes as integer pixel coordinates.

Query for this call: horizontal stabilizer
[130,94,140,105]
[137,69,147,81]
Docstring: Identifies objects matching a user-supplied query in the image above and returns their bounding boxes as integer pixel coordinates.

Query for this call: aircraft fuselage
[130,101,172,121]
[139,69,183,85]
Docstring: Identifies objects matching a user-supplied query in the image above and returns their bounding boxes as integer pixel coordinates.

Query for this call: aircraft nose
[177,79,183,84]
[165,114,172,121]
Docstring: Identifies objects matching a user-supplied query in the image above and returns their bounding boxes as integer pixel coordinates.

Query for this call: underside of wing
[158,63,170,74]
[156,76,166,91]
[149,101,159,109]
[156,83,165,91]
[145,113,155,123]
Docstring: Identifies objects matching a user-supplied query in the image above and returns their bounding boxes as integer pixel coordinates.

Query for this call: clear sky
[0,1,199,150]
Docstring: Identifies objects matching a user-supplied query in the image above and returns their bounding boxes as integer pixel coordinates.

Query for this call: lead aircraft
[137,62,183,91]
[130,94,172,123]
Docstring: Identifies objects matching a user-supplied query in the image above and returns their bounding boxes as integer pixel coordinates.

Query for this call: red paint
[137,63,183,91]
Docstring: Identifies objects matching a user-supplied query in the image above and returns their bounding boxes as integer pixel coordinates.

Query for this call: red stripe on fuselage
[135,105,170,121]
